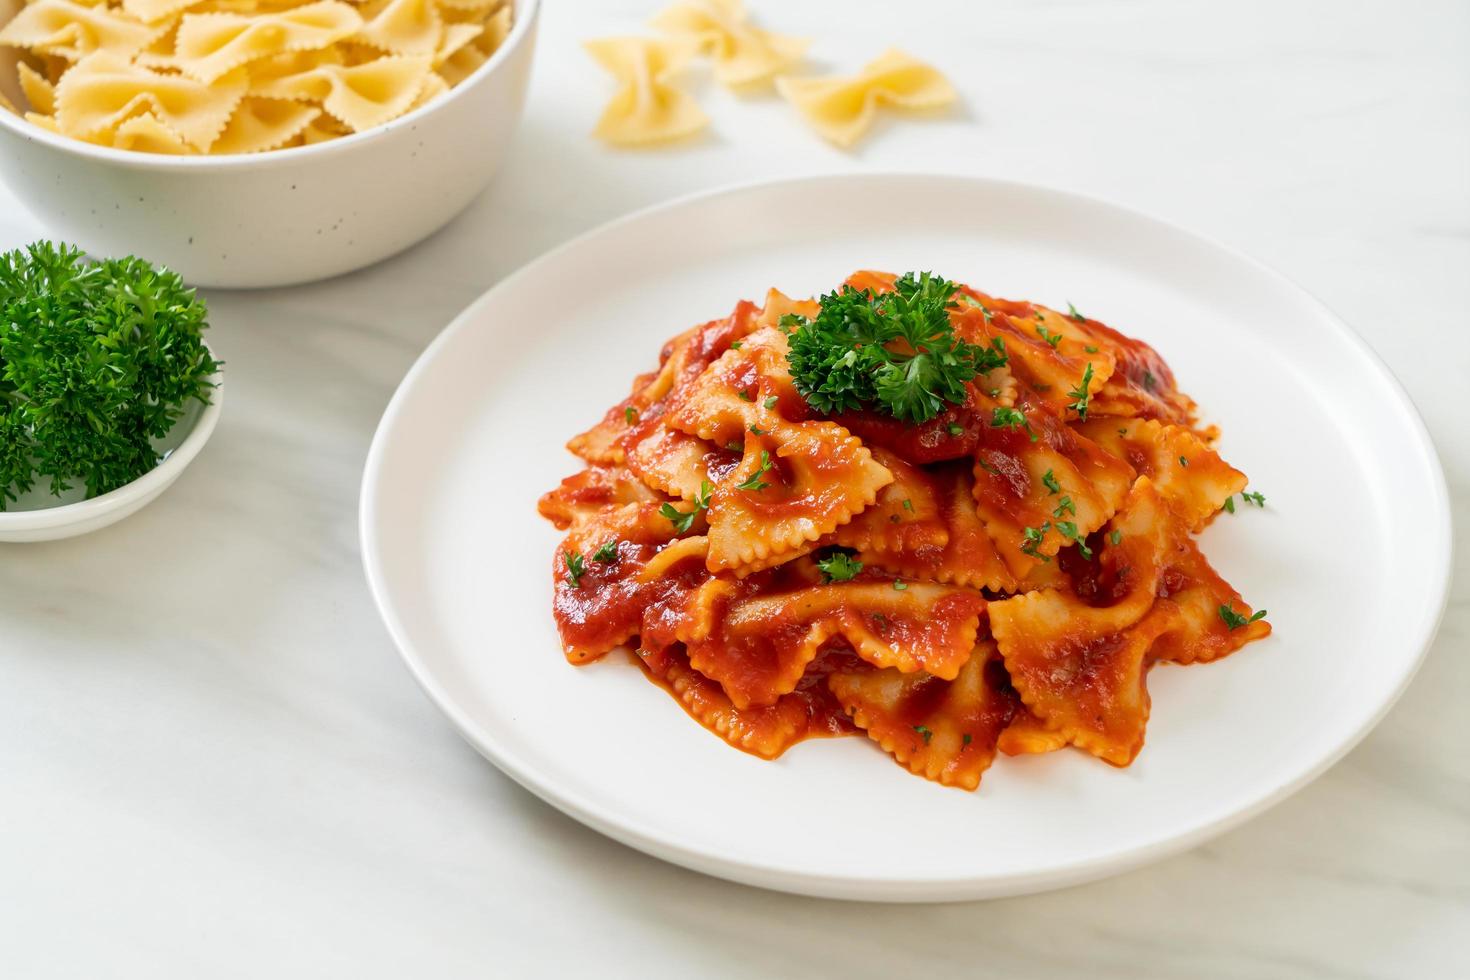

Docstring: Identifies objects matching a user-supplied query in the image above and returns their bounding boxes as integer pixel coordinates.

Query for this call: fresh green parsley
[1055,521,1094,559]
[749,424,766,435]
[1035,321,1064,349]
[737,390,754,402]
[1179,455,1189,468]
[948,422,964,436]
[1067,302,1085,322]
[763,396,779,410]
[1223,495,1236,514]
[785,272,1007,424]
[624,406,637,424]
[990,406,1037,442]
[734,450,773,491]
[1020,522,1051,560]
[1053,495,1076,518]
[591,541,619,563]
[1067,362,1094,420]
[0,241,220,507]
[962,733,973,747]
[902,498,914,512]
[817,552,863,583]
[1242,490,1266,507]
[1041,469,1061,495]
[1109,530,1123,546]
[1218,604,1267,630]
[913,725,933,745]
[892,579,908,591]
[564,551,587,588]
[1142,369,1156,391]
[659,480,713,532]
[1084,345,1099,354]
[729,341,743,350]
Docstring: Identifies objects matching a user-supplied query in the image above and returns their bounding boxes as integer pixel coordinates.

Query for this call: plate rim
[359,171,1454,901]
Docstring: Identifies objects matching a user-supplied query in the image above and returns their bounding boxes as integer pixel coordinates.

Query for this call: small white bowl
[0,367,223,543]
[0,0,539,289]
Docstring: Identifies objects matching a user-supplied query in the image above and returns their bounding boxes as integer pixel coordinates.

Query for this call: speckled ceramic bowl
[0,0,539,289]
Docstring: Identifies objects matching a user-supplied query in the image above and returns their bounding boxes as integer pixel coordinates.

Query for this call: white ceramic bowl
[0,366,223,543]
[0,0,539,289]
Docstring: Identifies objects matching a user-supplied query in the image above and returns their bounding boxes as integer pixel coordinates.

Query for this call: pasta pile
[538,271,1271,791]
[0,0,512,154]
[585,0,953,147]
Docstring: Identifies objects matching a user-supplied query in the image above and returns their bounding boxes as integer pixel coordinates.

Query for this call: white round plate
[360,174,1451,902]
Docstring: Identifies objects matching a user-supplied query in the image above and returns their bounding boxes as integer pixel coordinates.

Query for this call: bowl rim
[0,0,539,171]
[0,359,225,531]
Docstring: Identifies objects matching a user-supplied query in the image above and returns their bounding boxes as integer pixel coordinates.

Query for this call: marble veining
[1,0,1466,976]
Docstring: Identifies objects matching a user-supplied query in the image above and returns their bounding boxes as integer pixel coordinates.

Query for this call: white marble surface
[2,0,1466,975]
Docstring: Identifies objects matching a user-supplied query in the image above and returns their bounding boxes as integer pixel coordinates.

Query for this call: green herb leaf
[989,406,1037,442]
[564,551,587,588]
[1067,302,1085,322]
[892,579,908,591]
[728,341,743,350]
[1242,490,1266,507]
[913,725,933,745]
[1178,455,1189,468]
[763,396,779,410]
[734,450,773,492]
[902,498,914,512]
[1041,469,1061,495]
[749,424,766,435]
[816,551,863,583]
[1223,495,1236,514]
[0,241,219,507]
[785,272,1007,424]
[591,541,619,563]
[1067,362,1094,420]
[1218,604,1267,630]
[947,422,964,436]
[962,733,972,746]
[1052,495,1076,518]
[1020,522,1051,561]
[659,480,713,533]
[1109,530,1123,546]
[1084,345,1099,354]
[737,390,754,402]
[1035,321,1064,349]
[624,406,637,424]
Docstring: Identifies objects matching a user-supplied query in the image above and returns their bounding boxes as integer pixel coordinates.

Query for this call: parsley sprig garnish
[564,551,587,588]
[734,450,773,492]
[1067,362,1094,420]
[591,541,619,563]
[785,272,1006,424]
[816,552,863,582]
[0,241,220,507]
[1219,604,1267,630]
[659,480,713,533]
[990,406,1037,442]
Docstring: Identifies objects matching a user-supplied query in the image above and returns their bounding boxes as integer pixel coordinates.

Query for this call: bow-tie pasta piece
[651,0,805,89]
[672,568,984,709]
[253,54,432,131]
[0,0,165,60]
[17,62,56,116]
[54,52,247,150]
[552,501,697,665]
[112,109,193,153]
[357,0,440,57]
[636,644,854,759]
[584,36,707,146]
[970,392,1133,576]
[1077,417,1246,530]
[538,463,668,530]
[829,641,1019,790]
[172,2,363,83]
[776,48,956,148]
[211,95,320,153]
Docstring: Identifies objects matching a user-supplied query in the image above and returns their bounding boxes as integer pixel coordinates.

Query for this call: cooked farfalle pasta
[0,0,513,153]
[776,48,956,148]
[538,270,1272,790]
[584,36,706,146]
[650,0,805,89]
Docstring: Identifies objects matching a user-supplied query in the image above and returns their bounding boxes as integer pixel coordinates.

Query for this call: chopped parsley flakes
[564,551,587,588]
[734,450,773,492]
[817,552,863,583]
[1218,604,1267,630]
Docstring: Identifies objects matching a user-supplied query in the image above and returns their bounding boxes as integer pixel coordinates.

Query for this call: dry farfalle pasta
[776,48,956,148]
[650,0,804,89]
[0,0,514,154]
[583,36,707,146]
